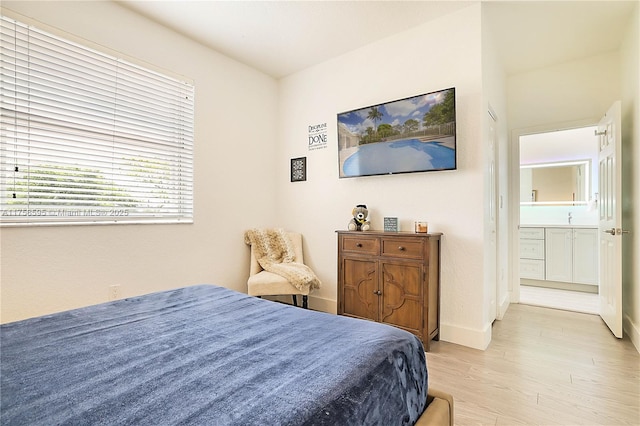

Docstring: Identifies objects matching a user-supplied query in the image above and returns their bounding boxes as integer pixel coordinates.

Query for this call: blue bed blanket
[1,285,427,425]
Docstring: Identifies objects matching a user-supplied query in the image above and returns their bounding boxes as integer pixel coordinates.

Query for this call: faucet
[568,212,573,225]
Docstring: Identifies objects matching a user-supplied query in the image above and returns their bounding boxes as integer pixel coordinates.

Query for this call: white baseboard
[262,294,336,314]
[269,294,494,351]
[261,292,639,355]
[497,293,510,320]
[623,313,640,354]
[439,321,492,350]
[308,295,337,314]
[308,298,495,351]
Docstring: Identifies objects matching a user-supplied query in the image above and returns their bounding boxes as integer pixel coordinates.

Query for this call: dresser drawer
[520,239,544,260]
[381,238,424,259]
[340,235,380,255]
[520,258,545,280]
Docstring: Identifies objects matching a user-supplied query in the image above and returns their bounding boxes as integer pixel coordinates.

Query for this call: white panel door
[598,101,623,338]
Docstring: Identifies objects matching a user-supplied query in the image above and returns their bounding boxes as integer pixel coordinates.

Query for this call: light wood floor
[426,303,640,425]
[520,285,599,315]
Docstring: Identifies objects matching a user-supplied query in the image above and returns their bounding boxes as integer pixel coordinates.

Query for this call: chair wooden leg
[302,295,308,309]
[292,295,298,307]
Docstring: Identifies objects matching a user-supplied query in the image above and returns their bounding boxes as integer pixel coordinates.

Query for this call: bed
[1,284,452,425]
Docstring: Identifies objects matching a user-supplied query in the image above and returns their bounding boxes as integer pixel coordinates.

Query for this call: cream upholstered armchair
[247,231,312,308]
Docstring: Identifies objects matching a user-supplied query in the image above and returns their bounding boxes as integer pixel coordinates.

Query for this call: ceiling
[117,1,637,79]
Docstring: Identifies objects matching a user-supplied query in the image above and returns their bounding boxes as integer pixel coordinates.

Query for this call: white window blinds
[0,16,194,226]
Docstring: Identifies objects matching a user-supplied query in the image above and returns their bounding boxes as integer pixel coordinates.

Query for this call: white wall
[620,4,640,352]
[520,127,598,165]
[277,5,489,349]
[0,1,279,323]
[481,4,509,323]
[508,52,622,130]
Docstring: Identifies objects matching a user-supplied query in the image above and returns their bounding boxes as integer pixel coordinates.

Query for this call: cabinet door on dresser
[337,234,380,321]
[379,236,426,335]
[340,257,378,320]
[379,260,424,335]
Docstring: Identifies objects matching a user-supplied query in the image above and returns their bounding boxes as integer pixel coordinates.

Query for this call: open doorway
[517,125,599,314]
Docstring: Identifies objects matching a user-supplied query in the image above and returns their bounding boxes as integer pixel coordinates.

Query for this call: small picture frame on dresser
[383,217,399,232]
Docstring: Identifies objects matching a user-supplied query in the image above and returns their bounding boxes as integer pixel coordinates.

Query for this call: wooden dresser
[336,230,442,351]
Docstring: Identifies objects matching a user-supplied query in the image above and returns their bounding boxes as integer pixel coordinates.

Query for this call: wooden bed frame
[417,388,454,426]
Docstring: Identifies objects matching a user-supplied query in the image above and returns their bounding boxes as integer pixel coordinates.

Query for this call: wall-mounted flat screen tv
[337,87,456,178]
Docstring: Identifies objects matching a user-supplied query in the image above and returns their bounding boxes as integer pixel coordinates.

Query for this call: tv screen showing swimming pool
[337,87,456,178]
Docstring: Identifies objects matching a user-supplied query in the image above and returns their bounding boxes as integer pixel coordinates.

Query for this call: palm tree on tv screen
[367,107,383,136]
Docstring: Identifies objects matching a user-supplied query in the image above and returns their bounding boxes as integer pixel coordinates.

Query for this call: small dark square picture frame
[384,217,399,232]
[290,157,307,182]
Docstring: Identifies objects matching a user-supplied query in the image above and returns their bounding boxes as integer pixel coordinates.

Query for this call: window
[0,15,194,226]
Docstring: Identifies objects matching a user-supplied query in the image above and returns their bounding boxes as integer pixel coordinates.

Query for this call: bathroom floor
[519,285,599,315]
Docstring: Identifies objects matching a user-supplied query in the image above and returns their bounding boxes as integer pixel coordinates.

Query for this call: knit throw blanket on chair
[244,228,321,292]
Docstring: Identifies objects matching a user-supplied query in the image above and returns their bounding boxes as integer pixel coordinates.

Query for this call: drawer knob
[373,290,382,295]
[398,246,405,251]
[356,243,363,247]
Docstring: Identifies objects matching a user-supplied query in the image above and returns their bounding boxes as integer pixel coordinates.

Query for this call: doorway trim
[487,105,499,324]
[508,118,598,305]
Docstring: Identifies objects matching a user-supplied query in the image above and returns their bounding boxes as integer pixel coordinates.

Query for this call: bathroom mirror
[520,160,590,205]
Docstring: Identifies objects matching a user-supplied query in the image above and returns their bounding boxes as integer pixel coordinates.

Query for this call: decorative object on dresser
[347,204,371,231]
[415,221,428,233]
[383,216,399,232]
[336,230,442,351]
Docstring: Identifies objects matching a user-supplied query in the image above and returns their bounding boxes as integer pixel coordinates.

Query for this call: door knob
[603,228,630,235]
